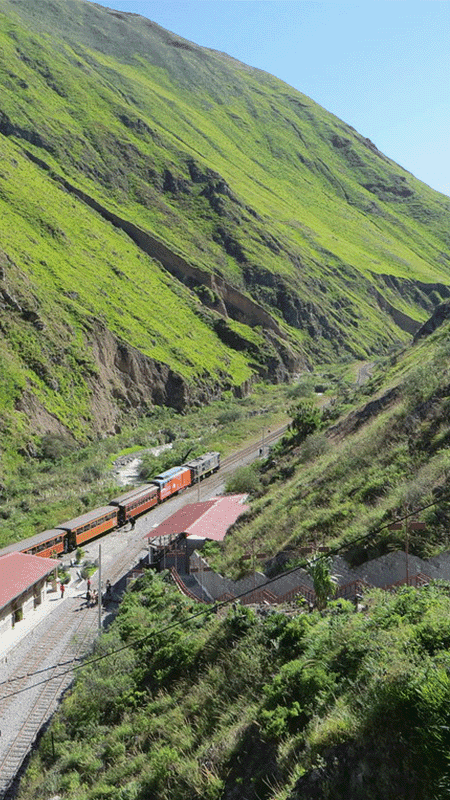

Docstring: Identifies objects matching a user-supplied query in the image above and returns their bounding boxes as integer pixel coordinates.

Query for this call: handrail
[170,567,207,603]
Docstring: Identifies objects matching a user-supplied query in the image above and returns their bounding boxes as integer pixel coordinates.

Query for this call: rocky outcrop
[328,386,400,440]
[369,286,420,336]
[413,300,450,341]
[10,321,255,443]
[85,322,249,430]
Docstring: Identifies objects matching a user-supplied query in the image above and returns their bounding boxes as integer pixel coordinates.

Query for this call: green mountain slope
[0,0,450,465]
[18,306,450,800]
[18,571,450,800]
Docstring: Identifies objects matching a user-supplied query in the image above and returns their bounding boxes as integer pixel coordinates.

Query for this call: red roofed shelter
[145,495,249,572]
[0,552,59,636]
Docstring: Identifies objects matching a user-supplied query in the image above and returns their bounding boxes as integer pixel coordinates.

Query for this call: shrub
[39,433,76,461]
[299,432,330,462]
[225,463,262,494]
[289,400,322,442]
[260,660,337,738]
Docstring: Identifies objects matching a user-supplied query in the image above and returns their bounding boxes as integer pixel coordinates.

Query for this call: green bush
[224,463,262,494]
[260,660,337,738]
[39,433,76,461]
[289,400,323,443]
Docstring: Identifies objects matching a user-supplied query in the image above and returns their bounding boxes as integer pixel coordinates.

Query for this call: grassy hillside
[212,318,450,579]
[18,571,450,800]
[16,312,450,800]
[0,0,450,471]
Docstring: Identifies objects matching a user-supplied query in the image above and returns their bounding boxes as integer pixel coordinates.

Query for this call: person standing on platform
[60,582,65,599]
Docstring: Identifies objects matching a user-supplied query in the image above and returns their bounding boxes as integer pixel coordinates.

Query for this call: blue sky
[103,2,450,198]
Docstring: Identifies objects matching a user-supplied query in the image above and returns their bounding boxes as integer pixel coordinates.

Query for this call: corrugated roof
[146,495,249,543]
[109,484,155,505]
[0,552,60,612]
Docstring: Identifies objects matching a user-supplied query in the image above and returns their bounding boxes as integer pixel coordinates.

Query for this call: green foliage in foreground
[19,571,450,800]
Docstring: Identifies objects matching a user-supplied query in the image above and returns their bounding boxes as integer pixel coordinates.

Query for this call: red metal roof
[0,552,59,611]
[146,495,249,543]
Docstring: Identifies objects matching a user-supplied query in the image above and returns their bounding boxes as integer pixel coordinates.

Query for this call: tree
[289,400,322,442]
[306,556,337,610]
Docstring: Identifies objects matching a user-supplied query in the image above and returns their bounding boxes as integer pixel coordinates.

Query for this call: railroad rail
[0,598,99,798]
[0,505,163,798]
[0,425,288,797]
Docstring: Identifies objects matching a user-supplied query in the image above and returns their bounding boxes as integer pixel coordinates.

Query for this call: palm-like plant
[306,555,337,610]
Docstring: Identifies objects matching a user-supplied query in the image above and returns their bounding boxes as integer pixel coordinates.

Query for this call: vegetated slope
[216,315,450,578]
[1,0,450,466]
[18,318,450,800]
[18,571,450,800]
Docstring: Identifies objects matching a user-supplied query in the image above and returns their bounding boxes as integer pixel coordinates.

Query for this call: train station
[0,551,60,639]
[145,494,249,574]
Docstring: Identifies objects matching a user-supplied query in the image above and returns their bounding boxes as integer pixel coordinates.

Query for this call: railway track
[0,424,288,797]
[0,599,99,798]
[178,424,288,500]
[0,527,157,798]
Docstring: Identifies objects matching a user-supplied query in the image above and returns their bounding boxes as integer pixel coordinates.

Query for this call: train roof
[0,529,65,557]
[152,465,190,483]
[57,506,118,531]
[184,451,220,467]
[109,484,156,506]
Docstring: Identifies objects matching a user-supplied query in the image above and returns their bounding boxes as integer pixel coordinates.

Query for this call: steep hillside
[17,308,450,800]
[18,571,450,800]
[0,0,450,467]
[214,316,450,580]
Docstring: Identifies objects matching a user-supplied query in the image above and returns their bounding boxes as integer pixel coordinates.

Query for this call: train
[1,451,221,560]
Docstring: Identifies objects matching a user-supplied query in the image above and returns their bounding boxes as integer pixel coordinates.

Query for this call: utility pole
[252,539,256,595]
[389,512,426,585]
[98,544,102,633]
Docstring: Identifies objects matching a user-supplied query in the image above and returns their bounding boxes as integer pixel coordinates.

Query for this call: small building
[145,495,249,572]
[0,552,59,637]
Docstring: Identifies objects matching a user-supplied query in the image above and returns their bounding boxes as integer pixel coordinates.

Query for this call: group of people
[85,577,113,607]
[86,578,99,607]
[60,576,110,606]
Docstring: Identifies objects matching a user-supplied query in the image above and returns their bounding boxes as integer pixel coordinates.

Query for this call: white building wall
[0,576,52,636]
[0,606,13,636]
